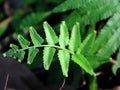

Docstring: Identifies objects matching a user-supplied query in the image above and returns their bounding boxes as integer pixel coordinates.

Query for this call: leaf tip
[76,22,80,25]
[18,59,22,63]
[27,60,32,64]
[3,53,6,57]
[10,44,12,47]
[44,66,49,70]
[61,21,65,24]
[43,21,47,25]
[29,26,34,30]
[17,34,21,38]
[64,73,68,77]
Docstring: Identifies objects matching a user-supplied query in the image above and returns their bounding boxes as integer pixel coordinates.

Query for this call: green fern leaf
[29,27,44,46]
[43,47,56,70]
[10,44,18,50]
[97,28,120,57]
[59,21,69,48]
[72,54,95,76]
[17,35,30,48]
[43,21,58,45]
[69,23,81,52]
[6,44,25,62]
[65,0,119,28]
[4,44,19,58]
[58,50,70,77]
[3,49,16,57]
[9,44,19,59]
[91,13,120,54]
[27,48,39,64]
[18,51,25,63]
[77,31,96,55]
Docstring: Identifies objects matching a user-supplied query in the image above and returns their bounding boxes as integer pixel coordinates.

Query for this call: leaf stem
[16,44,75,55]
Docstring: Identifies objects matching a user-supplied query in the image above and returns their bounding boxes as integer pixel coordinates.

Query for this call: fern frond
[65,0,120,28]
[3,21,103,77]
[53,0,91,13]
[97,28,120,57]
[91,13,120,54]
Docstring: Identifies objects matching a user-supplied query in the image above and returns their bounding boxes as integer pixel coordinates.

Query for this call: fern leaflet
[43,47,56,70]
[29,27,44,46]
[43,22,58,45]
[59,21,69,48]
[69,23,81,52]
[58,50,70,77]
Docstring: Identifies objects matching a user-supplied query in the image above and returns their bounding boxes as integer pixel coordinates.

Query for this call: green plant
[4,21,96,77]
[4,18,120,89]
[2,0,120,89]
[1,0,120,35]
[5,16,120,76]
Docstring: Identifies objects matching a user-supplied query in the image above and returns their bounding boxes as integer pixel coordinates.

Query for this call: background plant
[1,0,120,89]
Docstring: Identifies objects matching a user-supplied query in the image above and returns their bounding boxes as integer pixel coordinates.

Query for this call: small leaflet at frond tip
[18,51,25,63]
[3,49,16,57]
[10,44,18,50]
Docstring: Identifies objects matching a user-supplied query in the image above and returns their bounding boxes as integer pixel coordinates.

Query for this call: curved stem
[16,44,75,55]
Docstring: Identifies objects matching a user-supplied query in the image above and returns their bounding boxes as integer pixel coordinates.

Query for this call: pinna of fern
[4,21,117,77]
[56,0,120,29]
[19,0,120,32]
